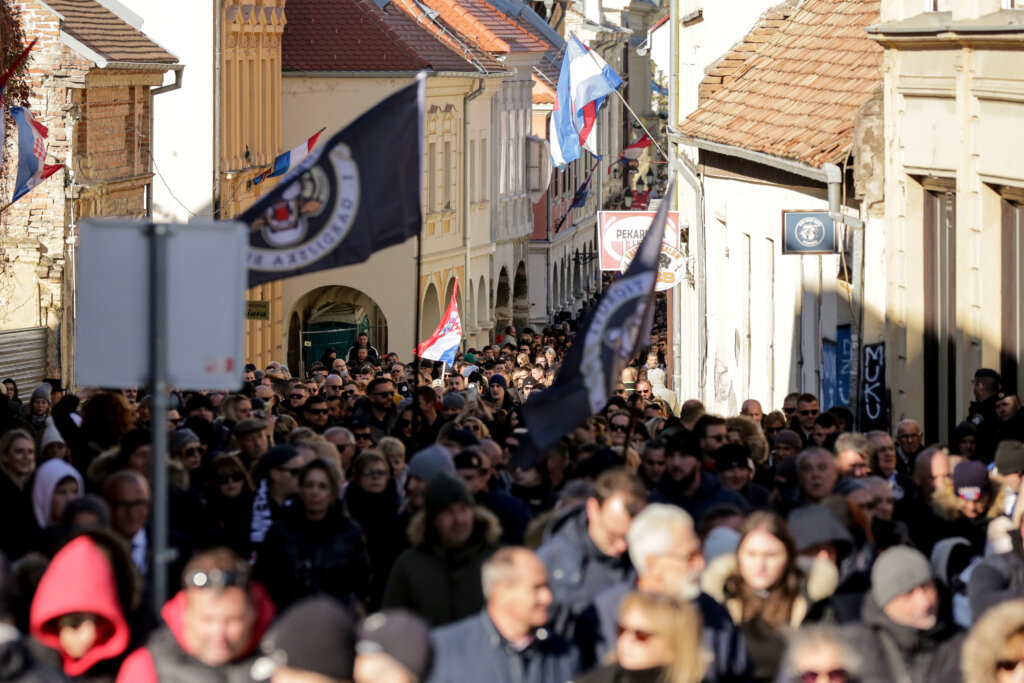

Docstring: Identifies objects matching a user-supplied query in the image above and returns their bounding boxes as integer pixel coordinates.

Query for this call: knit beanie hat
[406,444,455,481]
[252,596,355,681]
[996,440,1024,476]
[773,429,803,451]
[40,417,66,452]
[952,460,990,500]
[488,374,508,389]
[31,383,52,404]
[464,352,476,364]
[441,392,465,410]
[423,473,473,521]
[871,546,933,609]
[169,429,200,457]
[357,610,433,680]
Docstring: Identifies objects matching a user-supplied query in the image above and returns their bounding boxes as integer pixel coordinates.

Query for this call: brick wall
[1,0,165,381]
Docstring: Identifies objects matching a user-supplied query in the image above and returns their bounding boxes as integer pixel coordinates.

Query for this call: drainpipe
[148,65,185,218]
[463,79,485,345]
[213,2,222,218]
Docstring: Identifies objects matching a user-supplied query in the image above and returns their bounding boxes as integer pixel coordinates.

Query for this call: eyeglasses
[610,423,629,433]
[638,389,651,396]
[276,466,302,477]
[217,472,245,485]
[306,408,329,415]
[798,670,848,683]
[187,568,249,591]
[799,409,819,416]
[617,625,656,642]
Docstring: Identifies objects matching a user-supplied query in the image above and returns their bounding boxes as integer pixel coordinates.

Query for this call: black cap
[423,473,474,520]
[453,451,482,470]
[666,431,701,459]
[252,596,355,681]
[714,444,751,472]
[357,610,433,680]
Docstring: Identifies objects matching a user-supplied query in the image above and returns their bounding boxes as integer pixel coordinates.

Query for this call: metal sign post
[148,223,171,611]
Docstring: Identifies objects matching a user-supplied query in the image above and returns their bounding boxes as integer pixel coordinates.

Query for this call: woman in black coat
[204,453,255,559]
[254,458,370,610]
[343,451,405,610]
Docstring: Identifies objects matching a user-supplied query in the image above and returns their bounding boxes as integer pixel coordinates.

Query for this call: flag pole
[413,229,423,443]
[571,33,671,164]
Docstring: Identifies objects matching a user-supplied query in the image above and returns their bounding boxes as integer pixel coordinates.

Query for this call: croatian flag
[416,279,462,365]
[550,35,623,169]
[609,134,653,173]
[252,128,324,185]
[10,107,62,203]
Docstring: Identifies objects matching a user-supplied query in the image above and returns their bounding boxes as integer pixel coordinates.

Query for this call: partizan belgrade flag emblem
[10,106,62,203]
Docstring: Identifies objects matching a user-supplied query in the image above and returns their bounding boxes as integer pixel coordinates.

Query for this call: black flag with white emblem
[521,182,674,451]
[242,74,425,288]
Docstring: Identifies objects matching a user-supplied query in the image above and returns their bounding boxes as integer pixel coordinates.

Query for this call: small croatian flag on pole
[10,106,62,204]
[252,128,325,185]
[416,278,463,366]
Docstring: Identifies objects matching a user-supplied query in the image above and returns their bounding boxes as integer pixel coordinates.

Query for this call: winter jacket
[204,489,254,559]
[842,592,964,683]
[536,504,635,639]
[253,503,371,611]
[428,610,578,683]
[0,467,41,560]
[702,554,839,683]
[115,584,275,683]
[344,484,406,610]
[574,579,750,682]
[650,471,751,522]
[0,625,65,683]
[967,527,1024,621]
[575,665,665,683]
[30,536,131,679]
[382,506,502,627]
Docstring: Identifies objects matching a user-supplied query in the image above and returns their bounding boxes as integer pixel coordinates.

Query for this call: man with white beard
[573,504,750,682]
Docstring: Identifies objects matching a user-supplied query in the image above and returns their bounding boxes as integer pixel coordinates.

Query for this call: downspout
[213,2,222,218]
[463,79,485,345]
[148,65,185,219]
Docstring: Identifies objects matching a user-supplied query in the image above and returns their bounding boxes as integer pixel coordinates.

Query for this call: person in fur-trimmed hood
[382,472,502,627]
[962,597,1024,683]
[701,511,838,683]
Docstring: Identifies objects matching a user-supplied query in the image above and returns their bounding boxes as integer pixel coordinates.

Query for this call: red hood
[30,536,130,676]
[159,582,276,660]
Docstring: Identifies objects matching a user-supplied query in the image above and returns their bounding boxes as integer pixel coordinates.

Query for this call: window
[443,140,452,210]
[480,140,488,201]
[1003,0,1021,8]
[469,139,476,203]
[428,141,436,212]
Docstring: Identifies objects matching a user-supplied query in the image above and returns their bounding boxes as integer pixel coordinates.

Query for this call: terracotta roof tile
[680,0,882,168]
[42,0,177,64]
[420,0,548,54]
[283,0,491,73]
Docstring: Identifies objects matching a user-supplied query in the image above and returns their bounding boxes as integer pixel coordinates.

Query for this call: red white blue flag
[416,278,462,365]
[609,134,653,173]
[549,35,622,169]
[10,107,62,203]
[252,128,325,185]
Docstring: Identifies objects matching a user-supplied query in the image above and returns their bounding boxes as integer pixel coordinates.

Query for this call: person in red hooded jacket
[30,529,148,681]
[115,547,275,683]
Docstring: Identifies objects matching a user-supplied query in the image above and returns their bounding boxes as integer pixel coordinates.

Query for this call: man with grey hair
[834,432,873,478]
[324,426,357,472]
[646,368,678,416]
[895,418,924,474]
[575,504,750,680]
[427,547,577,683]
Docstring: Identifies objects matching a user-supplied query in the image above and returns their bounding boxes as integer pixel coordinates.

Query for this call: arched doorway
[494,267,511,335]
[512,261,528,331]
[420,282,441,341]
[287,286,389,378]
[476,276,487,337]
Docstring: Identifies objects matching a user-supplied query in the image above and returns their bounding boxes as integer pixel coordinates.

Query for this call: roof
[419,0,549,54]
[484,0,563,86]
[283,0,496,73]
[679,0,882,169]
[40,0,177,65]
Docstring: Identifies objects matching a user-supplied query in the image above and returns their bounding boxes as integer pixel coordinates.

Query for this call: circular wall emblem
[620,242,686,291]
[794,216,826,248]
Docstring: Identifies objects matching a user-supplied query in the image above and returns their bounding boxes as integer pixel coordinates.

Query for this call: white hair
[626,504,695,577]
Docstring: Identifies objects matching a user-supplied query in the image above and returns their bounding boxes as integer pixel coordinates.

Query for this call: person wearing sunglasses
[358,378,398,444]
[845,546,962,682]
[575,591,707,683]
[205,453,255,558]
[250,445,306,549]
[301,395,331,434]
[118,548,276,680]
[169,428,205,474]
[792,393,821,446]
[779,625,860,683]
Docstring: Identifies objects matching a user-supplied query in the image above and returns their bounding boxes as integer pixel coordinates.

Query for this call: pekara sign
[598,210,684,291]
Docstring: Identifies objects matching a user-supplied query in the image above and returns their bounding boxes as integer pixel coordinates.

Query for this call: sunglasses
[617,625,656,642]
[799,409,819,416]
[289,393,306,400]
[306,408,329,415]
[183,446,205,457]
[372,391,394,398]
[610,423,629,433]
[355,432,373,440]
[798,670,848,683]
[217,472,245,485]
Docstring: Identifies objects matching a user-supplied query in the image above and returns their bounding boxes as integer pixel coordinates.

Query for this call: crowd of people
[3,301,1024,682]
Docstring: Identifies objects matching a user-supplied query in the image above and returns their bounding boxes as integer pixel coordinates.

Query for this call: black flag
[243,75,425,288]
[521,182,674,450]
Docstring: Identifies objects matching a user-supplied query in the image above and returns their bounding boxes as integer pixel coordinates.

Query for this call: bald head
[103,470,151,540]
[914,446,949,499]
[740,400,763,425]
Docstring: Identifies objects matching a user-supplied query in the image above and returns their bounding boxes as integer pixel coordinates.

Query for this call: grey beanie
[169,428,200,456]
[441,392,465,410]
[871,546,933,608]
[406,444,455,481]
[31,383,52,403]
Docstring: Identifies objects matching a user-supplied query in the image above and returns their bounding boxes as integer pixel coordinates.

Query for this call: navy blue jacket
[428,610,579,683]
[650,471,750,522]
[536,505,634,639]
[575,580,751,682]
